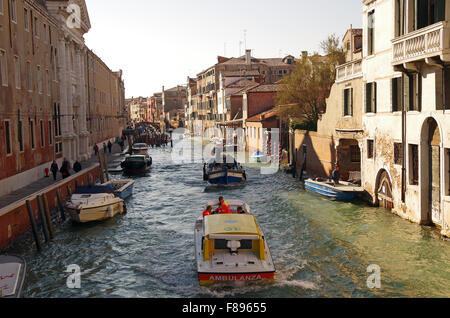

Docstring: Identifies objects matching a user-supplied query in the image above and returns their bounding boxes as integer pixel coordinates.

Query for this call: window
[46,69,50,96]
[409,144,419,185]
[43,24,48,42]
[394,143,403,165]
[11,0,16,23]
[415,0,445,31]
[5,120,11,155]
[14,56,20,89]
[350,145,361,163]
[396,0,405,37]
[367,140,374,159]
[34,16,39,37]
[343,87,353,116]
[26,61,32,91]
[40,120,44,147]
[18,120,23,152]
[368,10,375,55]
[30,120,35,149]
[0,49,7,87]
[24,8,29,31]
[405,73,421,111]
[365,82,377,113]
[48,120,52,145]
[446,148,450,196]
[37,65,42,94]
[392,77,402,112]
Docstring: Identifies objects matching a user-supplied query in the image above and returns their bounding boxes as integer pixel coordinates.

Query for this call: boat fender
[107,206,114,218]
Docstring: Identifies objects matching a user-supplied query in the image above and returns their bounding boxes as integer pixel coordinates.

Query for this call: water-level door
[429,145,441,225]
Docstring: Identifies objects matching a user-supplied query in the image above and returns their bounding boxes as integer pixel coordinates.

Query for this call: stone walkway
[0,144,124,210]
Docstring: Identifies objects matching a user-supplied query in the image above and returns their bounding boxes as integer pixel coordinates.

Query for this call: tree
[276,34,345,130]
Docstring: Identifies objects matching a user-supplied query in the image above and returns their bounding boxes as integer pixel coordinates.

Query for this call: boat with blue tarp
[103,179,135,200]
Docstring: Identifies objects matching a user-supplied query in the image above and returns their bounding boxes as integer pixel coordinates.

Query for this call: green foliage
[290,119,317,132]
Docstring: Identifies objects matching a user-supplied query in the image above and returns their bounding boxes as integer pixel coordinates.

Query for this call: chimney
[301,51,308,59]
[245,49,251,65]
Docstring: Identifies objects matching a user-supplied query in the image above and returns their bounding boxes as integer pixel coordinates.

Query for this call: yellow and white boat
[66,186,126,223]
[194,200,275,285]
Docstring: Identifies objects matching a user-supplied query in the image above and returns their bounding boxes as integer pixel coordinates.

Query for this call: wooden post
[26,200,42,252]
[66,184,72,197]
[37,195,50,243]
[103,152,110,182]
[42,194,55,239]
[75,180,79,189]
[56,189,66,222]
[97,151,105,183]
[88,173,93,186]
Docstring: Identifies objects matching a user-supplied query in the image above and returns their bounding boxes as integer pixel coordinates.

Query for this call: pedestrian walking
[50,160,59,181]
[60,158,71,179]
[94,144,99,156]
[103,142,107,153]
[73,160,82,173]
[108,140,113,154]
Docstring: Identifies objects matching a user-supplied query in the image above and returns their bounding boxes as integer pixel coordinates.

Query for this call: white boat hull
[66,200,125,223]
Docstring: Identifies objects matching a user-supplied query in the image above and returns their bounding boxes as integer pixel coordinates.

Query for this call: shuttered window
[343,88,353,117]
[392,77,402,112]
[5,120,11,155]
[368,10,375,55]
[365,82,377,113]
[410,144,419,185]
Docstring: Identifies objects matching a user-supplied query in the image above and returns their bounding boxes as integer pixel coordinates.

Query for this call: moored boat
[103,179,135,200]
[194,200,275,286]
[0,255,26,298]
[304,178,364,202]
[121,154,152,175]
[65,186,126,223]
[203,156,246,187]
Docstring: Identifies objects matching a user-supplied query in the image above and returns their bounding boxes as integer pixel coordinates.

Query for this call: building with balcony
[361,0,450,238]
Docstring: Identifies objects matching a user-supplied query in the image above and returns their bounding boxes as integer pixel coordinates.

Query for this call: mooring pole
[37,195,50,243]
[56,189,66,222]
[42,194,55,239]
[26,200,42,252]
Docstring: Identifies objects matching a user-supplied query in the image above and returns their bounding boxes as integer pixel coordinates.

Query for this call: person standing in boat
[331,165,340,186]
[214,197,231,214]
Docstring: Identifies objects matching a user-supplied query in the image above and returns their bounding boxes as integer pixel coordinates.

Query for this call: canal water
[5,146,450,298]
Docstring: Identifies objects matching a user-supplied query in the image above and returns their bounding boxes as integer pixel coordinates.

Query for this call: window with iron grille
[350,145,360,163]
[394,143,403,165]
[410,144,419,185]
[367,140,374,159]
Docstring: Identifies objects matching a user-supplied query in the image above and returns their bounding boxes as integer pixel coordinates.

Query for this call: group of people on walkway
[50,158,82,181]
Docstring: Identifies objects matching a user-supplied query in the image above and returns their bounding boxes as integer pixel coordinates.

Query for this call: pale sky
[84,0,363,98]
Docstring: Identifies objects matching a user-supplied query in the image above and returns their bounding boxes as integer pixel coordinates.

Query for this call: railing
[335,59,362,83]
[392,21,449,65]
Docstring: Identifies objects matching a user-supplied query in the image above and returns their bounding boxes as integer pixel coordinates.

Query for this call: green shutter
[350,88,354,116]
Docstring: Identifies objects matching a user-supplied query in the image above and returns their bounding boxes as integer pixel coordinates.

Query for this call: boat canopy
[204,214,261,237]
[74,186,115,195]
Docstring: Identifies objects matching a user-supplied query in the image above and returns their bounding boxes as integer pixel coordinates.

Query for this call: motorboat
[195,200,275,285]
[203,156,246,187]
[132,143,149,155]
[0,255,26,298]
[304,178,364,202]
[103,179,135,200]
[121,154,152,175]
[66,186,126,223]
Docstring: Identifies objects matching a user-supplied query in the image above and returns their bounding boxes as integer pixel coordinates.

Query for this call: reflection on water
[5,146,450,298]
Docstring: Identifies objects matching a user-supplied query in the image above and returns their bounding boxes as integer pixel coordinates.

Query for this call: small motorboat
[103,179,135,200]
[250,150,267,163]
[0,255,26,298]
[195,200,275,285]
[132,143,149,155]
[121,154,152,175]
[203,156,246,187]
[304,178,364,202]
[66,186,126,223]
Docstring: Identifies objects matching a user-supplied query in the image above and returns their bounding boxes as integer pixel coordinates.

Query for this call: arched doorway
[376,169,394,211]
[424,118,442,226]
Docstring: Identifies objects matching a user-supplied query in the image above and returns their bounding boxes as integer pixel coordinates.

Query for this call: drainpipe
[401,71,406,203]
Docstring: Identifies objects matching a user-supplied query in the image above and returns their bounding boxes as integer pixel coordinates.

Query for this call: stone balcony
[335,59,362,83]
[392,21,450,66]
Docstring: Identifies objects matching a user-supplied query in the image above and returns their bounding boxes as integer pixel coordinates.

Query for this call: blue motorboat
[203,156,246,187]
[103,179,135,200]
[304,178,363,202]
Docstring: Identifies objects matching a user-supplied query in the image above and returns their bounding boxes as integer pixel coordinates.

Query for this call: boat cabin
[201,214,267,262]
